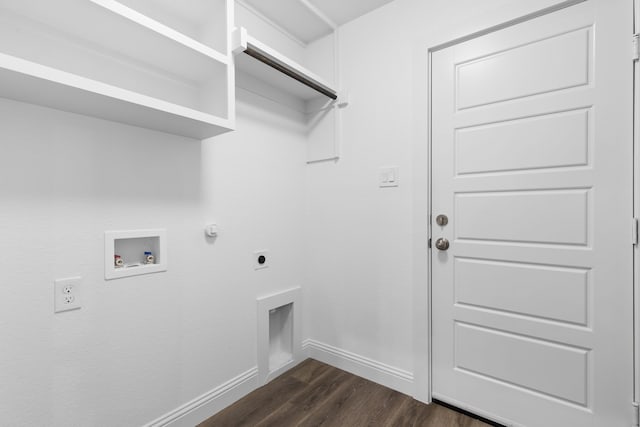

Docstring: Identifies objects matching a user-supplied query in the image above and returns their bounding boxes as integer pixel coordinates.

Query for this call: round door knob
[435,238,450,251]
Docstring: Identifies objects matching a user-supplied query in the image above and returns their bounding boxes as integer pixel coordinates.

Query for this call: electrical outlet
[54,277,82,313]
[254,251,269,270]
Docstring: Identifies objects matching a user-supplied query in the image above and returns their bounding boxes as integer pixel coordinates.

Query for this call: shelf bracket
[232,26,249,55]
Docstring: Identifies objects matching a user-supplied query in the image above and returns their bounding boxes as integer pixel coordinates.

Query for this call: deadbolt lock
[435,214,448,226]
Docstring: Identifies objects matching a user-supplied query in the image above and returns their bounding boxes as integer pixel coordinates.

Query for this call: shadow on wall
[0,98,202,202]
[234,85,307,135]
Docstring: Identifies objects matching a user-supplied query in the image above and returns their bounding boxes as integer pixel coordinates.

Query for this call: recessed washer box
[105,229,167,280]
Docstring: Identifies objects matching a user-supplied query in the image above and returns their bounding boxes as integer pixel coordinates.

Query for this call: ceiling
[239,0,395,44]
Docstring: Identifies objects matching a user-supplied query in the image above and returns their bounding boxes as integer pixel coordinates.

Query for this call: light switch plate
[379,166,399,187]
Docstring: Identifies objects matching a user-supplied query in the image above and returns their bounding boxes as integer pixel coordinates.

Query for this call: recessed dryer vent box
[257,287,301,385]
[105,229,167,280]
[269,303,293,372]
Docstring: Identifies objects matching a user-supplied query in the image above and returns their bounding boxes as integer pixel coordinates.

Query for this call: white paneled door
[430,1,634,426]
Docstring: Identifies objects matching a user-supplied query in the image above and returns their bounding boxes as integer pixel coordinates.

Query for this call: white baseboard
[144,366,259,427]
[303,339,414,396]
[145,340,414,426]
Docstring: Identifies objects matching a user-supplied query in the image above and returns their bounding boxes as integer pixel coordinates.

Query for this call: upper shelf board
[0,53,233,139]
[0,0,228,83]
[232,27,337,101]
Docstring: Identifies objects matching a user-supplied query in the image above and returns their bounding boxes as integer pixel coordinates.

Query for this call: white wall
[0,81,306,425]
[1,1,588,425]
[303,0,573,401]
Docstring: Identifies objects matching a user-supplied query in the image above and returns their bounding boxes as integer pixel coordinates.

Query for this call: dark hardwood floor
[198,359,491,427]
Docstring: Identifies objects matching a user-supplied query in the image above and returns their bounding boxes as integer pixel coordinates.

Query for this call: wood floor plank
[255,368,355,427]
[396,399,439,426]
[199,359,493,427]
[391,398,490,427]
[355,385,413,426]
[197,372,307,427]
[289,366,353,407]
[318,378,410,427]
[295,375,372,427]
[287,359,333,385]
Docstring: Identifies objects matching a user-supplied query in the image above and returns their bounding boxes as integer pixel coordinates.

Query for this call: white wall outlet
[254,251,269,270]
[54,276,82,313]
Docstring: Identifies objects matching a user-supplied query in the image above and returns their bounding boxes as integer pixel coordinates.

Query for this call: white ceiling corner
[240,0,395,44]
[241,0,333,44]
[307,0,395,27]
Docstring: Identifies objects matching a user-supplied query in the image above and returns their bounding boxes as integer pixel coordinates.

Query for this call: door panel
[456,27,591,110]
[431,1,633,426]
[454,258,589,325]
[454,322,589,405]
[455,189,589,245]
[455,109,590,175]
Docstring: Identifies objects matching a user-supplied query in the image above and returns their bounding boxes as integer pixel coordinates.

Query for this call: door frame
[633,0,640,410]
[422,0,637,419]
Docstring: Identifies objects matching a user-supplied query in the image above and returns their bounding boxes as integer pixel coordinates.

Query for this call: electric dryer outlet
[254,251,269,270]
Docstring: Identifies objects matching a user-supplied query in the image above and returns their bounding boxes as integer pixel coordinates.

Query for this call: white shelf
[0,0,234,138]
[0,53,232,139]
[114,0,230,55]
[232,27,337,102]
[0,0,228,81]
[93,0,228,63]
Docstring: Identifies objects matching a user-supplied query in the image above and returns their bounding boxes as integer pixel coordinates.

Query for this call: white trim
[422,46,434,405]
[303,339,414,396]
[333,27,342,161]
[306,156,339,164]
[634,0,640,405]
[225,0,237,128]
[143,367,259,427]
[427,0,586,53]
[235,0,308,48]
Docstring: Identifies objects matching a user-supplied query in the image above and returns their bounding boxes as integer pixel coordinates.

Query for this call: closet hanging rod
[232,27,338,101]
[243,45,337,100]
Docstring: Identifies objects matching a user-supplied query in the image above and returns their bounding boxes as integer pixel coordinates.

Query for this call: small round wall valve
[114,254,124,268]
[435,214,448,226]
[205,223,218,238]
[144,251,155,264]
